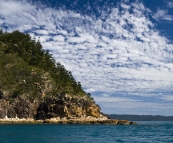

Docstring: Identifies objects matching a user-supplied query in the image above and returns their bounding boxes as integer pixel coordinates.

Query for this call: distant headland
[109,114,173,121]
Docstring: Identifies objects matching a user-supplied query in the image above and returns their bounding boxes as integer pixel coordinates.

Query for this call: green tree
[0,30,91,100]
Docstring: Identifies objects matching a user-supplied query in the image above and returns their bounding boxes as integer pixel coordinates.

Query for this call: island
[0,29,136,125]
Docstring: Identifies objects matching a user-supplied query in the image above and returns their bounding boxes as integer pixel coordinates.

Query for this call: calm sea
[0,121,173,143]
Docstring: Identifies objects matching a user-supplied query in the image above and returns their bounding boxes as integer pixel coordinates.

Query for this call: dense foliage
[0,29,89,100]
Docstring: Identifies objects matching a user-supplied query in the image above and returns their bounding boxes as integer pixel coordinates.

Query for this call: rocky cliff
[0,92,136,125]
[36,94,103,120]
[0,92,103,118]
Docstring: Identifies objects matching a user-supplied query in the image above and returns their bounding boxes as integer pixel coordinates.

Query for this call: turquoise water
[0,122,173,143]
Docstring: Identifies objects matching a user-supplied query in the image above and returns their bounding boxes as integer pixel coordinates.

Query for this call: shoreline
[0,117,137,125]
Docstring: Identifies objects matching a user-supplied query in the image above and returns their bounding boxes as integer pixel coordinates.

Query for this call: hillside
[0,29,88,99]
[0,29,101,120]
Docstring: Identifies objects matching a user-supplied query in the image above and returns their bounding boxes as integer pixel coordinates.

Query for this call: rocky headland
[0,30,137,125]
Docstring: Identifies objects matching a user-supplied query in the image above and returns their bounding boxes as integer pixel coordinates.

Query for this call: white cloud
[102,93,110,97]
[53,35,65,42]
[0,0,34,16]
[121,3,130,9]
[167,2,173,8]
[37,35,50,43]
[35,30,49,35]
[94,96,141,103]
[67,37,86,43]
[160,95,173,101]
[102,101,173,115]
[153,9,173,21]
[93,95,173,115]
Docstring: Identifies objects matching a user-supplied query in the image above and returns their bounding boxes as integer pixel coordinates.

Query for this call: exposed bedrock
[35,94,103,120]
[0,93,137,125]
[0,94,106,120]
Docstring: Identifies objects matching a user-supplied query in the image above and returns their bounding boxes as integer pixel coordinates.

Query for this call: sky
[0,0,173,116]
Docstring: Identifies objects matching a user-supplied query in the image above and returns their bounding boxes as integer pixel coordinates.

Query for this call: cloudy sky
[0,0,173,116]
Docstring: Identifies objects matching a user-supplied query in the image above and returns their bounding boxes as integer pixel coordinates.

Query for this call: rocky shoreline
[0,116,137,125]
[0,93,137,125]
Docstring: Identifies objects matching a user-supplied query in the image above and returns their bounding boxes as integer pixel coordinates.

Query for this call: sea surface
[0,121,173,143]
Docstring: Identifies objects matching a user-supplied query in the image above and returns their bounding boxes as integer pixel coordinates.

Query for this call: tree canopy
[0,30,90,100]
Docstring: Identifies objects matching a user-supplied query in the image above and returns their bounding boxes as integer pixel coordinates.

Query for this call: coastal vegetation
[0,29,90,101]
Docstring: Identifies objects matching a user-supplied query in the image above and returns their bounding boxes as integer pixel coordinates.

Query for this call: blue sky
[0,0,173,116]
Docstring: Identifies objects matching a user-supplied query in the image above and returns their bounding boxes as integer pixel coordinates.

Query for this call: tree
[0,28,3,35]
[0,30,89,99]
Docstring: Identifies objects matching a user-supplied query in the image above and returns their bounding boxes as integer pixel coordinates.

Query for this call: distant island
[0,29,136,125]
[109,114,173,121]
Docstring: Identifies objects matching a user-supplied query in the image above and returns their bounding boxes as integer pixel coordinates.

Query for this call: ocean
[0,121,173,143]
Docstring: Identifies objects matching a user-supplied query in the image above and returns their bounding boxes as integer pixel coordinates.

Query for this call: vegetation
[0,29,90,101]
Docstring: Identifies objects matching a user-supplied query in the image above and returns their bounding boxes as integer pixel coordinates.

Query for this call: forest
[0,29,91,101]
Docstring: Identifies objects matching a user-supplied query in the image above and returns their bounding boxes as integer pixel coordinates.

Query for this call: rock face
[0,93,106,120]
[0,93,137,125]
[35,94,103,120]
[0,95,39,119]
